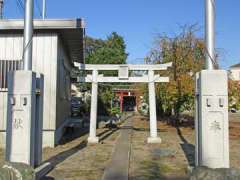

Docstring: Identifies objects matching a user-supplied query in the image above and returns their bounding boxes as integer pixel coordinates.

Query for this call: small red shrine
[113,88,141,112]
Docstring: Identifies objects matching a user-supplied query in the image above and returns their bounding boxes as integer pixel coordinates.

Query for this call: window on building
[0,60,22,89]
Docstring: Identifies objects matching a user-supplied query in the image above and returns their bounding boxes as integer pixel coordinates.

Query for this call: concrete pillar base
[147,137,161,144]
[88,136,99,144]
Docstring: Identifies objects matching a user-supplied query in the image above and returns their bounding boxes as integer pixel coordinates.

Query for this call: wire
[204,46,217,68]
[34,0,42,17]
[15,0,24,14]
[21,34,33,60]
[210,0,216,15]
[15,0,42,18]
[17,0,24,9]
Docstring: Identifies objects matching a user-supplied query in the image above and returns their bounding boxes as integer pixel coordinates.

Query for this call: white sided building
[0,19,85,147]
[229,63,240,81]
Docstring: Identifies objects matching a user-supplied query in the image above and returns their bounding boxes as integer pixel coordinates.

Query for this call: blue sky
[3,0,240,69]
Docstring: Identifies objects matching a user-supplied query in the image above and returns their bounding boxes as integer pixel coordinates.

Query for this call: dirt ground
[0,113,239,180]
[129,113,240,179]
[0,125,120,180]
[129,115,192,180]
[43,126,120,180]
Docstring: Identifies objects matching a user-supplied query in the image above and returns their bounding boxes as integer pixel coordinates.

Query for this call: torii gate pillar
[147,70,161,143]
[88,70,99,143]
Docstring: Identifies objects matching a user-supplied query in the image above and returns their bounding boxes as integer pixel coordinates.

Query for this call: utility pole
[0,0,3,19]
[23,0,34,70]
[205,0,215,69]
[6,0,44,167]
[195,0,229,169]
[42,0,46,19]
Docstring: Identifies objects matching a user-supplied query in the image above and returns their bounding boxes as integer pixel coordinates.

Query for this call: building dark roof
[230,63,240,69]
[0,19,85,63]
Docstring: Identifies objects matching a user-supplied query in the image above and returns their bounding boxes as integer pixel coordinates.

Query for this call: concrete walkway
[102,118,132,180]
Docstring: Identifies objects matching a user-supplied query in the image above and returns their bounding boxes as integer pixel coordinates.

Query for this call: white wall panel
[32,33,58,130]
[0,35,5,59]
[0,91,7,130]
[0,35,23,60]
[0,33,58,131]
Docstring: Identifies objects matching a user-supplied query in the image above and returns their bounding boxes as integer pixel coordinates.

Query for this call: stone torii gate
[76,63,172,144]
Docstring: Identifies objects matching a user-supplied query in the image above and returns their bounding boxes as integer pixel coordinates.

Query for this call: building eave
[0,19,85,63]
[230,63,240,69]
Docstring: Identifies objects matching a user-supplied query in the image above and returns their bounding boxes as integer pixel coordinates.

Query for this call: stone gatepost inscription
[206,112,224,164]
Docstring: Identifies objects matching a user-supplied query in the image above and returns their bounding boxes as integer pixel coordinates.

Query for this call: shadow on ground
[132,127,166,132]
[41,123,120,180]
[176,127,195,167]
[44,140,88,167]
[59,126,89,145]
[160,114,195,167]
[98,128,119,142]
[44,126,119,165]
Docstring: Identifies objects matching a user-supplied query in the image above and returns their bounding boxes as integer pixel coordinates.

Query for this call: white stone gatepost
[88,70,99,143]
[147,70,161,143]
[6,71,43,167]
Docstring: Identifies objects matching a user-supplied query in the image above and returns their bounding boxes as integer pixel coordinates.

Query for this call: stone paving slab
[102,118,132,180]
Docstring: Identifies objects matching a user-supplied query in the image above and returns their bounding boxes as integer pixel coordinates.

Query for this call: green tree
[85,32,128,64]
[84,32,128,115]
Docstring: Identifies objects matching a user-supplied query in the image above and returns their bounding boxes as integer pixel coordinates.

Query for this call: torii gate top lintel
[76,62,172,83]
[76,62,172,71]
